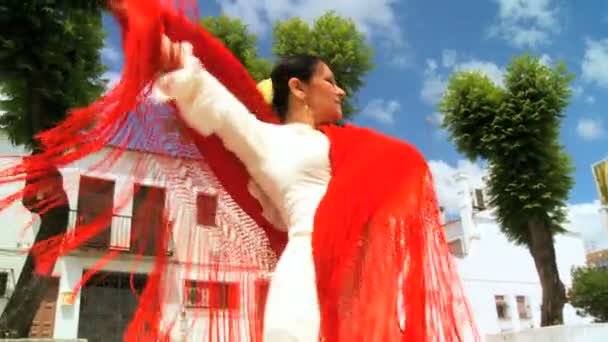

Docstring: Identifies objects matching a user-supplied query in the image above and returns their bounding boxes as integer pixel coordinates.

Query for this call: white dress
[156,47,331,342]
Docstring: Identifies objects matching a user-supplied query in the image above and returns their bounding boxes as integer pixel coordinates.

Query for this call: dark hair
[270,55,325,121]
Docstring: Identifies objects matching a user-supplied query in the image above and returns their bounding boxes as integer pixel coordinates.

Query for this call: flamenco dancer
[0,1,478,341]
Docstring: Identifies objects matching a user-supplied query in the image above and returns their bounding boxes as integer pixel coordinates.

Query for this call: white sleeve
[247,180,288,232]
[154,44,276,169]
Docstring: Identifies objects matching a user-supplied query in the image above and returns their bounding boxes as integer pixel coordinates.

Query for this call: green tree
[439,54,575,326]
[569,266,608,322]
[199,12,374,119]
[201,13,271,82]
[273,11,374,118]
[0,1,106,337]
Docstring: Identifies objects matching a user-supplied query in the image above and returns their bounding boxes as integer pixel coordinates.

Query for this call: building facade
[0,148,594,341]
[446,173,591,338]
[586,248,608,268]
[0,147,274,341]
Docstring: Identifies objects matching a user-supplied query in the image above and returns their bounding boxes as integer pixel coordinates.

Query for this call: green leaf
[0,1,106,150]
[438,53,574,244]
[569,266,608,322]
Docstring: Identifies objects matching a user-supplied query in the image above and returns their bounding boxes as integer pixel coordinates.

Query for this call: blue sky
[99,0,608,249]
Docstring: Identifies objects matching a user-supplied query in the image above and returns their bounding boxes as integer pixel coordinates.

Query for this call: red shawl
[0,1,477,341]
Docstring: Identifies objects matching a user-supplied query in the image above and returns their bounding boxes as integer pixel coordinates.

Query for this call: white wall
[0,156,40,314]
[0,147,272,339]
[486,323,608,342]
[69,148,277,268]
[453,217,591,339]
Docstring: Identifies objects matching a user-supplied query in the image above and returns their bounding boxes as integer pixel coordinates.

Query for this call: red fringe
[0,1,478,340]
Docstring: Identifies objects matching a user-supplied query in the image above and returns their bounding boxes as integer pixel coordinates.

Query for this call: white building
[0,142,592,341]
[0,146,274,341]
[445,173,591,339]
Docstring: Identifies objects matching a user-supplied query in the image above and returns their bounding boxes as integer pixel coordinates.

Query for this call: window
[516,295,531,319]
[448,240,465,258]
[77,176,115,248]
[495,295,509,320]
[473,188,487,210]
[197,193,218,227]
[131,184,166,255]
[184,280,239,310]
[0,272,8,297]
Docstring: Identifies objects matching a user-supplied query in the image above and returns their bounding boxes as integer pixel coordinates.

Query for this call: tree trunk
[0,161,69,337]
[0,90,70,337]
[527,217,566,326]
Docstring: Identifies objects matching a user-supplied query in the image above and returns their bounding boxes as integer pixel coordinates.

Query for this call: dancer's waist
[288,224,313,239]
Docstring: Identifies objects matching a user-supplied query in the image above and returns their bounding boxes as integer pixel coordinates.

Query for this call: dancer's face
[290,62,346,125]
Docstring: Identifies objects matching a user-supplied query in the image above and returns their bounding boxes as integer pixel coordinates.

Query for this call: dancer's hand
[160,35,186,73]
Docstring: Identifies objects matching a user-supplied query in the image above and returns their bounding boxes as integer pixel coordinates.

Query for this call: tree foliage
[569,266,608,322]
[273,11,374,118]
[440,55,574,244]
[200,13,271,82]
[201,11,374,119]
[0,0,106,337]
[439,54,575,326]
[0,0,106,149]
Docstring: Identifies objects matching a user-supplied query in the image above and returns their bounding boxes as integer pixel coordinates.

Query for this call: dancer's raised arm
[155,36,277,170]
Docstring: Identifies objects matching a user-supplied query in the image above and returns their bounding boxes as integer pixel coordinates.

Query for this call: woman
[156,36,344,341]
[0,1,477,341]
[155,30,478,340]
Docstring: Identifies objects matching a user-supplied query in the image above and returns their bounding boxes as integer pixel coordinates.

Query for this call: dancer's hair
[270,55,325,121]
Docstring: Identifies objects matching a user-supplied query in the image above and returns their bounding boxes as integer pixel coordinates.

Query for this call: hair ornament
[256,78,274,105]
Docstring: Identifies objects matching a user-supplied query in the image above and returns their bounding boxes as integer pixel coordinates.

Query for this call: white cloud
[362,98,400,125]
[420,60,448,105]
[489,0,559,48]
[390,53,413,69]
[426,112,444,126]
[566,201,608,252]
[571,84,584,97]
[429,159,487,215]
[582,39,608,89]
[570,84,596,105]
[102,71,121,91]
[217,0,405,58]
[576,118,606,141]
[101,39,121,64]
[539,53,553,66]
[441,49,458,68]
[420,50,505,106]
[426,112,449,141]
[455,60,505,88]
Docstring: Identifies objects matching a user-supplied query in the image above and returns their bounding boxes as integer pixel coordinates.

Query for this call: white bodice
[155,50,331,235]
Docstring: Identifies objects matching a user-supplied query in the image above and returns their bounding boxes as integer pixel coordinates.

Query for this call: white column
[530,295,542,328]
[454,172,475,253]
[61,169,80,212]
[53,256,83,339]
[506,294,521,331]
[112,177,133,249]
[114,177,134,217]
[61,170,80,235]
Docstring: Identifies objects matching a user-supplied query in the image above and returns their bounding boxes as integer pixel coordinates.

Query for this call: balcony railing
[111,215,132,251]
[67,210,174,256]
[68,209,131,251]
